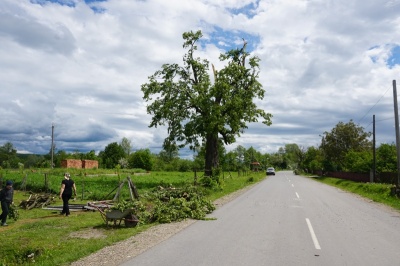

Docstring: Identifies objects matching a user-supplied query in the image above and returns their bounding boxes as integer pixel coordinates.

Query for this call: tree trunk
[204,133,219,176]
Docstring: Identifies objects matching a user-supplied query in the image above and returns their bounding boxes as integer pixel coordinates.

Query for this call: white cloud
[0,0,400,157]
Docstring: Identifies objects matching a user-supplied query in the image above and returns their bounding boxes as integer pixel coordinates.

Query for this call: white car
[266,167,275,175]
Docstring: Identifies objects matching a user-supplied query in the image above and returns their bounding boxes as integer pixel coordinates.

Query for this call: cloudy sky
[1,0,400,158]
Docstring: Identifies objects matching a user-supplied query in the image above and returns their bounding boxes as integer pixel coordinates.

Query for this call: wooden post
[128,177,140,200]
[44,173,48,192]
[112,181,125,202]
[81,177,85,200]
[21,174,27,192]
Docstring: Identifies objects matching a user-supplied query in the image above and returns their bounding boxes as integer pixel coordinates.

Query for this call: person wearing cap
[0,180,14,226]
[59,173,77,217]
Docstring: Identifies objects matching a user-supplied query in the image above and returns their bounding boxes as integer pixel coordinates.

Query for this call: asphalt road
[121,171,400,266]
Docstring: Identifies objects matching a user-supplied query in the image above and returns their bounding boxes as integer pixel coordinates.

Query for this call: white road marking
[292,184,294,187]
[295,192,300,199]
[306,218,321,250]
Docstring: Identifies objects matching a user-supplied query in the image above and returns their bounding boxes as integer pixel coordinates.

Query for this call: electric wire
[357,86,391,126]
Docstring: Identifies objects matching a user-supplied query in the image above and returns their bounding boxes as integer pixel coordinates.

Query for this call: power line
[357,86,391,125]
[364,117,393,129]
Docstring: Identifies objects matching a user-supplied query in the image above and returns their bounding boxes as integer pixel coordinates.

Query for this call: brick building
[61,159,98,169]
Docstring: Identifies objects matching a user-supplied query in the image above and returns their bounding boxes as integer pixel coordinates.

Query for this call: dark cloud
[0,11,76,55]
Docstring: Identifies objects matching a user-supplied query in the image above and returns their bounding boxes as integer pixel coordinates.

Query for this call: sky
[1,0,400,159]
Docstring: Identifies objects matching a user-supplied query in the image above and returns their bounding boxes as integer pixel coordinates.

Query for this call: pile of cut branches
[113,185,216,224]
[19,193,56,210]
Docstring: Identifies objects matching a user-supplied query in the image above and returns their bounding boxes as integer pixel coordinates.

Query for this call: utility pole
[372,114,376,183]
[393,80,400,187]
[51,124,54,169]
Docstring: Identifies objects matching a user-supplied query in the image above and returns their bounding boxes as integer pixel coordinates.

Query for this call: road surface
[121,171,400,266]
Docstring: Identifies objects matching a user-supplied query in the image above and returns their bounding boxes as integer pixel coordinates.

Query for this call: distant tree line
[0,120,397,175]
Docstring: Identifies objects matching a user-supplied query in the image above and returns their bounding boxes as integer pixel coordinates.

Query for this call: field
[0,169,265,266]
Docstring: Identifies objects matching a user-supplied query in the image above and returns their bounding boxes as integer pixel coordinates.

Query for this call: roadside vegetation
[0,169,265,266]
[307,174,400,210]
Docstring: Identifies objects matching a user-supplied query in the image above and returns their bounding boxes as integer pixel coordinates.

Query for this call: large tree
[129,149,153,171]
[101,142,125,169]
[120,137,133,157]
[284,143,306,170]
[320,120,371,170]
[142,30,272,176]
[0,142,19,168]
[300,146,323,172]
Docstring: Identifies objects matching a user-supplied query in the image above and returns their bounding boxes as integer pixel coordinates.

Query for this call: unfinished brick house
[61,159,98,169]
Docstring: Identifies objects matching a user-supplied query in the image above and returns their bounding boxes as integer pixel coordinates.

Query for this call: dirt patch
[69,228,107,239]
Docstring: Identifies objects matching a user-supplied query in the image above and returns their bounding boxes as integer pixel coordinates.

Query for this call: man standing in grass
[59,173,77,217]
[0,180,14,226]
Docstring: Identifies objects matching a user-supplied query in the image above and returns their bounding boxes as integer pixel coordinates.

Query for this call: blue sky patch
[387,45,400,68]
[201,26,260,53]
[31,0,75,7]
[368,45,379,63]
[227,0,260,19]
[30,0,106,13]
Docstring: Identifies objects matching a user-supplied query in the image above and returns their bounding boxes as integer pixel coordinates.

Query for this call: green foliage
[320,120,371,171]
[102,142,125,169]
[0,142,20,169]
[105,184,216,224]
[376,143,397,172]
[148,185,216,223]
[177,159,193,172]
[120,137,133,157]
[141,30,272,176]
[129,149,153,171]
[300,146,323,172]
[158,144,179,163]
[8,203,19,221]
[284,144,306,170]
[199,176,220,189]
[111,200,152,224]
[343,150,372,172]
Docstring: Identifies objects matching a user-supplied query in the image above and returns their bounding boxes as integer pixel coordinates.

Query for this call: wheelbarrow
[102,209,139,227]
[88,203,139,227]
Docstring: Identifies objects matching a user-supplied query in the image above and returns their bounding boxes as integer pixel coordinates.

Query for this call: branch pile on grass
[19,193,56,210]
[114,185,216,224]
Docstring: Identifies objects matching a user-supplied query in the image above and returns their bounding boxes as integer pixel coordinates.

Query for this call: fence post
[81,177,85,200]
[44,173,48,192]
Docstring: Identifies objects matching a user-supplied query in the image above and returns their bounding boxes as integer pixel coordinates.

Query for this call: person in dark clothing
[59,173,77,216]
[0,180,14,226]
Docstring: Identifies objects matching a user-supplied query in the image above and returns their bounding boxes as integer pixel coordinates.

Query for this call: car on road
[266,167,275,175]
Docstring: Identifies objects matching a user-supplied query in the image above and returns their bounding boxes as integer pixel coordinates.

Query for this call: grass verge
[0,171,265,266]
[308,175,400,210]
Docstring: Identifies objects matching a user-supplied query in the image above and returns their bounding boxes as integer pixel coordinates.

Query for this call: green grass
[309,175,400,210]
[0,170,266,266]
